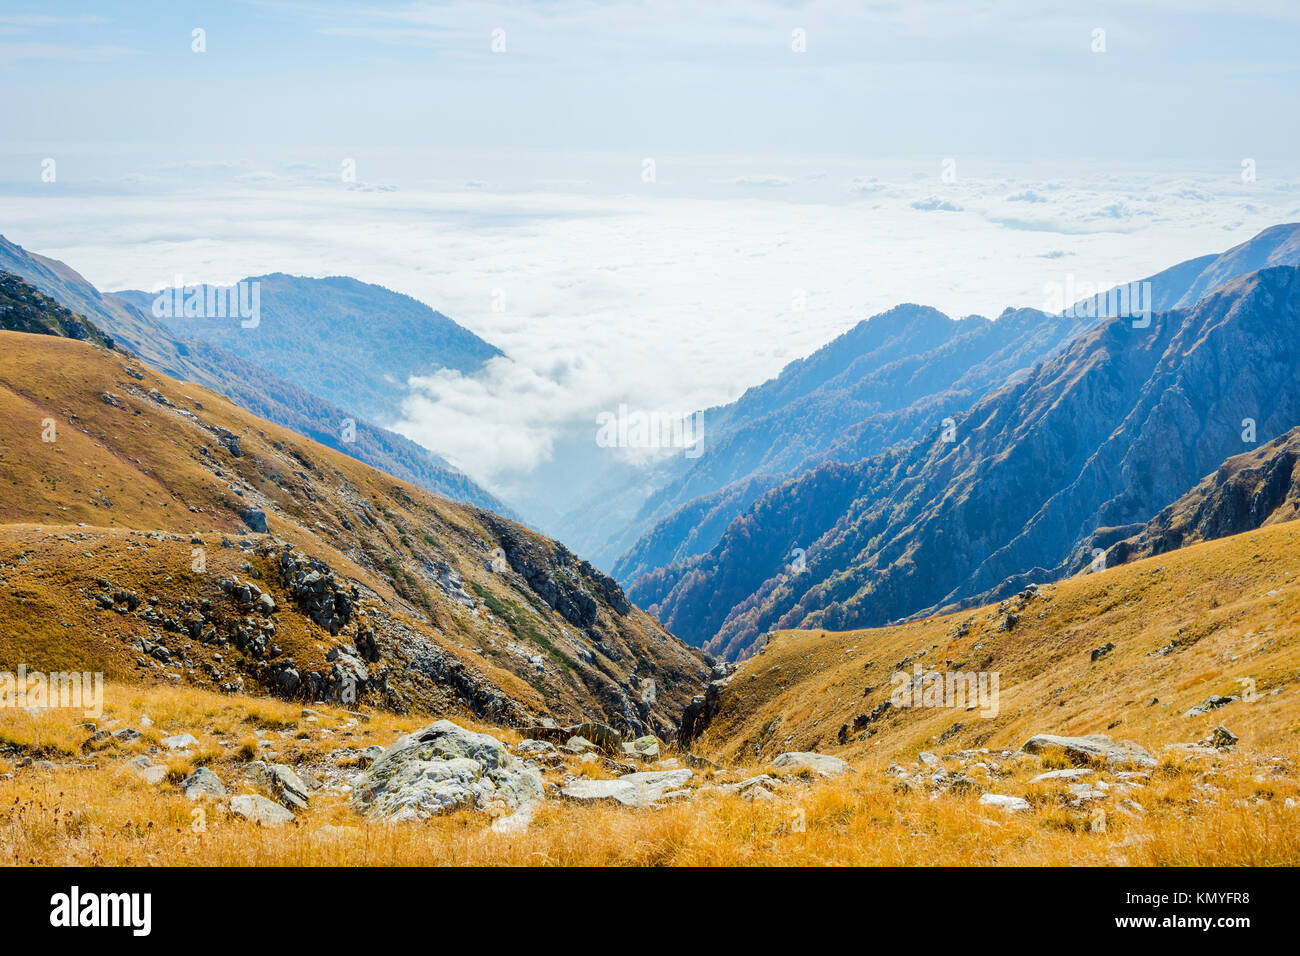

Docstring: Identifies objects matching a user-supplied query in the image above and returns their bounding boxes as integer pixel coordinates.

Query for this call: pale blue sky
[2,1,1297,498]
[2,1,1297,162]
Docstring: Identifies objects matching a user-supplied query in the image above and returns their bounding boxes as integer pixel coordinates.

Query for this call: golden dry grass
[1,679,1297,866]
[700,517,1300,766]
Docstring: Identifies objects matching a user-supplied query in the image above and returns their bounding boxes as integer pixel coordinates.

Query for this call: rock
[561,768,694,809]
[918,751,941,767]
[1186,695,1238,718]
[632,736,661,760]
[161,733,198,750]
[1067,783,1107,803]
[127,755,166,785]
[683,752,717,770]
[568,721,622,754]
[490,801,540,835]
[565,736,598,753]
[229,794,295,827]
[979,793,1030,811]
[720,774,779,798]
[352,720,543,821]
[238,508,269,534]
[112,728,143,744]
[769,752,851,776]
[1090,642,1116,662]
[181,767,226,800]
[258,764,310,811]
[514,739,557,757]
[1030,768,1096,784]
[1204,726,1239,750]
[1020,734,1156,768]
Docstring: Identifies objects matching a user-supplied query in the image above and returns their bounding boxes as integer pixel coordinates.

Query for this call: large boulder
[769,752,851,777]
[1020,733,1156,768]
[561,768,693,809]
[352,720,543,821]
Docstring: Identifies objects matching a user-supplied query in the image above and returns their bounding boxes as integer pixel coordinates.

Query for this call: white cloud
[5,152,1298,497]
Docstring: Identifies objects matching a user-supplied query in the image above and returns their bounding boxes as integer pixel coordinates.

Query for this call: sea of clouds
[3,152,1297,503]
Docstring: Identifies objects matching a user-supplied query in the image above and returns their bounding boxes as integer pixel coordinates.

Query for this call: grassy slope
[699,517,1300,764]
[2,678,1296,865]
[0,330,705,730]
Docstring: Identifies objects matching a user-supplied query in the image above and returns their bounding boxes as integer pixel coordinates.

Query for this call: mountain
[566,303,1086,576]
[692,514,1300,766]
[597,223,1300,585]
[634,266,1300,660]
[1096,425,1300,566]
[1128,221,1300,313]
[112,274,501,424]
[0,236,508,514]
[0,322,709,736]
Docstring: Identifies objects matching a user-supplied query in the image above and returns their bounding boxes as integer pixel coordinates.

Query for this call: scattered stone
[229,794,295,827]
[259,764,311,811]
[979,793,1030,811]
[490,801,540,835]
[769,752,851,776]
[1090,642,1116,662]
[181,767,226,800]
[1203,726,1239,750]
[127,755,166,785]
[561,769,694,809]
[514,739,557,757]
[683,752,717,770]
[1186,695,1238,718]
[1030,768,1096,784]
[238,508,269,534]
[161,733,198,750]
[1020,733,1156,768]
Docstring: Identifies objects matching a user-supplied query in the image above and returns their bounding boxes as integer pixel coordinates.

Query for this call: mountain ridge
[0,236,511,515]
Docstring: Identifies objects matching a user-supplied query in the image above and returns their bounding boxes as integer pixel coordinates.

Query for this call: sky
[1,1,1298,508]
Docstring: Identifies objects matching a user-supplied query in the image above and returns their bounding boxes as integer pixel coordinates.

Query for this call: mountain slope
[0,236,508,513]
[113,274,501,424]
[0,328,708,736]
[694,515,1300,765]
[1149,221,1300,311]
[1097,425,1300,566]
[636,266,1300,660]
[605,223,1300,583]
[593,304,1084,577]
